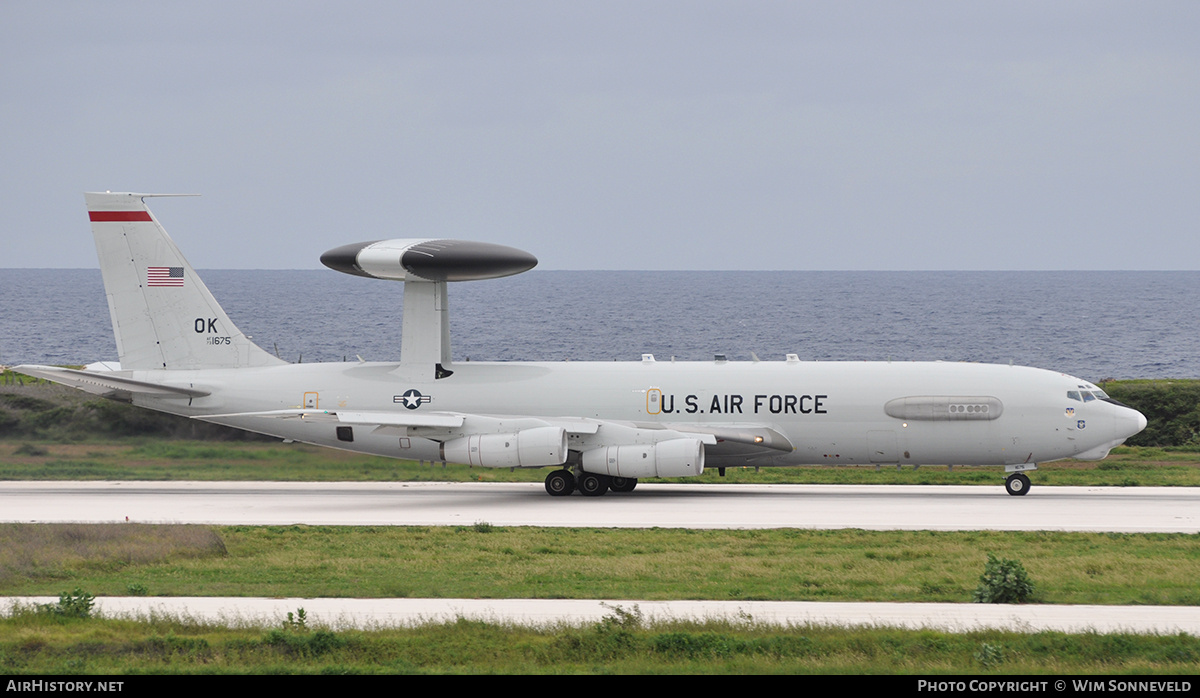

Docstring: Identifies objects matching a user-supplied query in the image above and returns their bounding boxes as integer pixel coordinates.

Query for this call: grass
[2,524,1198,605]
[1,608,1197,674]
[0,524,227,589]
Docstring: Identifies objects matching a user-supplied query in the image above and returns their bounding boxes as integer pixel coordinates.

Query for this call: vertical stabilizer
[85,192,285,370]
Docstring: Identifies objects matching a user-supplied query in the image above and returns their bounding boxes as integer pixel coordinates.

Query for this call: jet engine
[582,438,705,478]
[441,426,568,468]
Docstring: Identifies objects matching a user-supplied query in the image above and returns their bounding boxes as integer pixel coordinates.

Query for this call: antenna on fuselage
[319,239,537,379]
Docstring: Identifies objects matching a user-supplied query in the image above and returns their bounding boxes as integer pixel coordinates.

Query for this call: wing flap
[665,423,795,453]
[197,409,466,428]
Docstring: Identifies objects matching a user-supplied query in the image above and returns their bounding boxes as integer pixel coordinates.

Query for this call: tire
[1005,473,1031,496]
[609,477,637,493]
[545,469,576,496]
[578,473,609,497]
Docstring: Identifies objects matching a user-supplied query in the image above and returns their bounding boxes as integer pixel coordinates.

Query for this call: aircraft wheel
[578,472,610,497]
[545,469,576,497]
[609,477,637,493]
[1005,473,1031,496]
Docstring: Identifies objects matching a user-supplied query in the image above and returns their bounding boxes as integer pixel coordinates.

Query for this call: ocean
[2,269,1197,380]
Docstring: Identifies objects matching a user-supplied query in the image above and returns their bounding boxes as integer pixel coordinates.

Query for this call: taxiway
[5,596,1199,635]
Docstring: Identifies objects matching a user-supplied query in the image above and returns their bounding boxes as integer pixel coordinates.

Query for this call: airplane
[12,192,1148,497]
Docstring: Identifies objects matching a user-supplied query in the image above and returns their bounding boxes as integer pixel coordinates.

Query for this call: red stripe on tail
[89,211,152,222]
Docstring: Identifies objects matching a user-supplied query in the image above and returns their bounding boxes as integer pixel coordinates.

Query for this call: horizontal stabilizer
[11,365,210,398]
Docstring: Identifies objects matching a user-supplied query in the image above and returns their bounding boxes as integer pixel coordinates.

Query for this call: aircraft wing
[10,364,210,399]
[194,409,791,456]
[197,409,654,439]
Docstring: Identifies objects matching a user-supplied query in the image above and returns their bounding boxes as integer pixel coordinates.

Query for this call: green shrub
[1103,380,1200,447]
[0,382,277,441]
[972,554,1035,604]
[38,588,96,618]
[974,642,1007,667]
[263,628,345,656]
[0,408,21,436]
[0,394,57,411]
[284,607,307,630]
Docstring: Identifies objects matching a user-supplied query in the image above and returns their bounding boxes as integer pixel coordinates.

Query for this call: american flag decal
[147,267,185,287]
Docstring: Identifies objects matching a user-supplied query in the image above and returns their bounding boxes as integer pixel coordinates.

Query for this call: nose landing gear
[1005,472,1031,496]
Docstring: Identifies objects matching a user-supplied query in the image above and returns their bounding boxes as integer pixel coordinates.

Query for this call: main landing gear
[577,472,608,497]
[1005,472,1031,496]
[544,469,638,497]
[545,469,575,496]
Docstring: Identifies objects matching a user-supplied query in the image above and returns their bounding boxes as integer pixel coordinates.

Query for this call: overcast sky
[2,1,1197,270]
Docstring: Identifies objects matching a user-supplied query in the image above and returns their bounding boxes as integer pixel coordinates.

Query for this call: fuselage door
[304,392,319,409]
[646,388,662,415]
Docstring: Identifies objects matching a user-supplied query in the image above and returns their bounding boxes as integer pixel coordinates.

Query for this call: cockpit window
[1092,389,1110,399]
[1067,391,1081,402]
[1081,392,1095,402]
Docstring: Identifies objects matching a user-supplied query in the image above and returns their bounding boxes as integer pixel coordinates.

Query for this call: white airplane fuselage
[130,358,1141,469]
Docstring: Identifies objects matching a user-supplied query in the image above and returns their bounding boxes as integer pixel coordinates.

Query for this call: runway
[2,481,1198,532]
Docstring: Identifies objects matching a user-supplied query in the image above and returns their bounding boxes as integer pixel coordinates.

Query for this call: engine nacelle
[441,426,567,468]
[582,438,705,478]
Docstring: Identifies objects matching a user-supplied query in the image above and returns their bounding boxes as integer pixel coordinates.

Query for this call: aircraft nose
[1121,406,1148,439]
